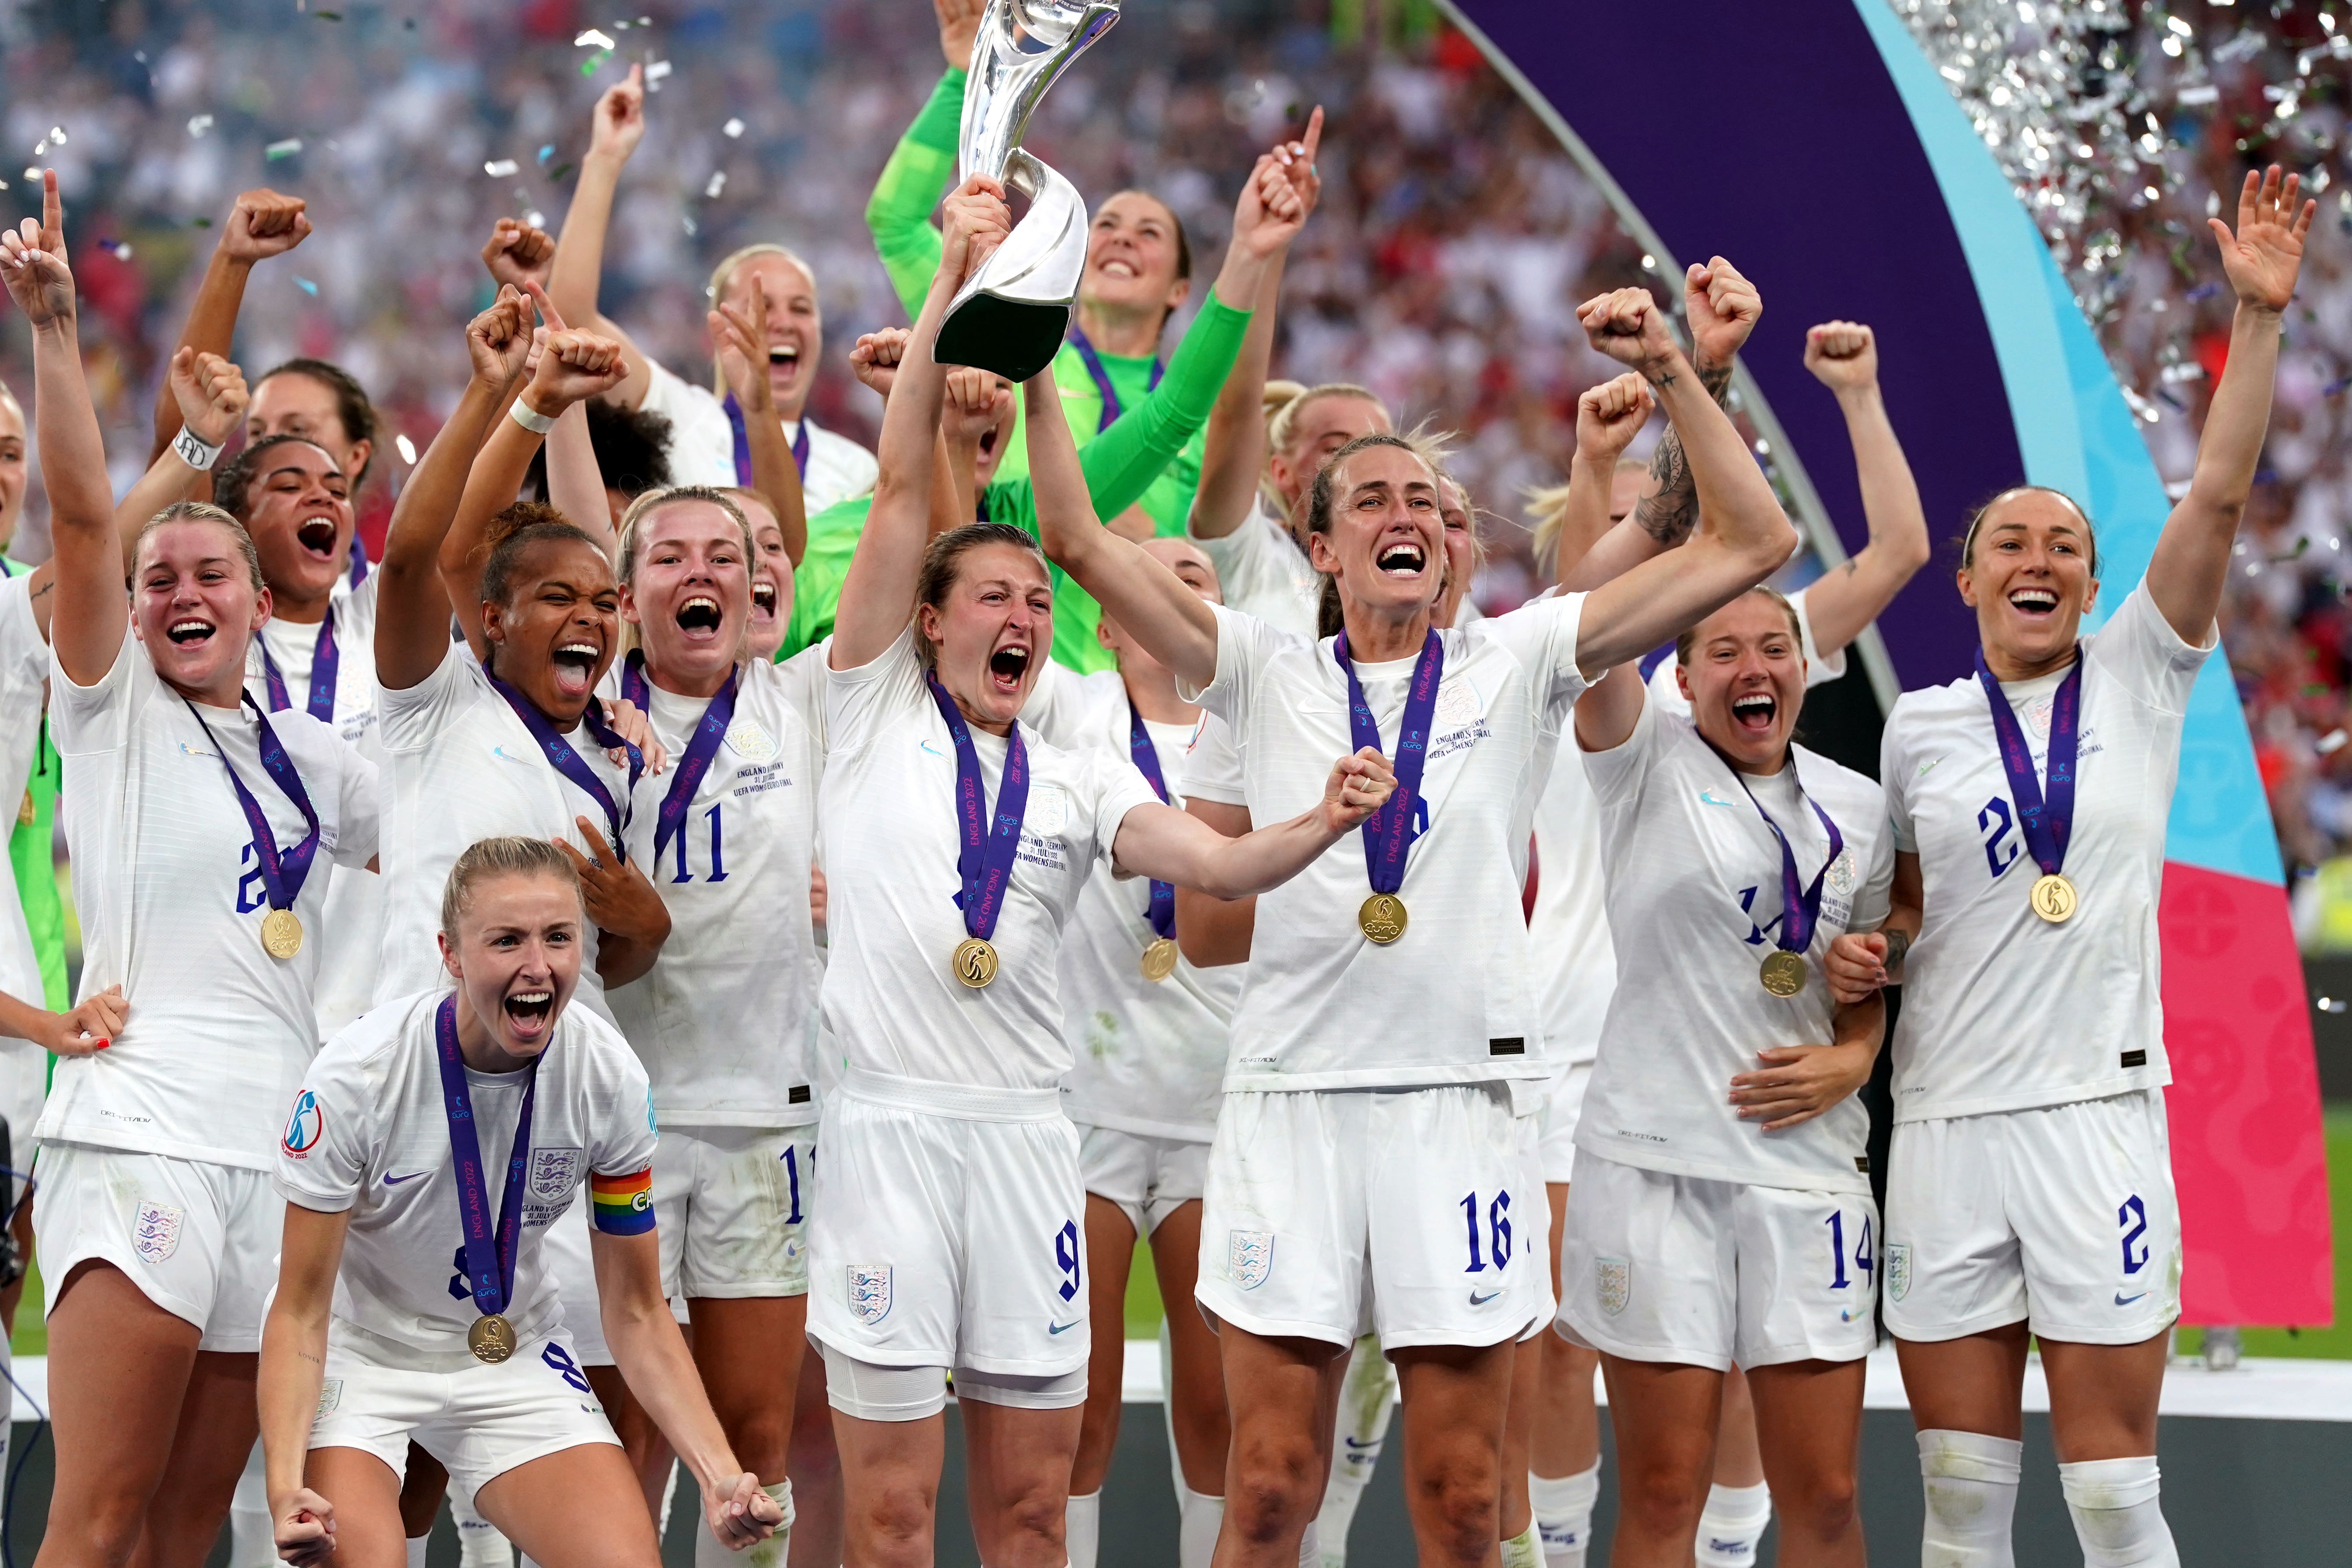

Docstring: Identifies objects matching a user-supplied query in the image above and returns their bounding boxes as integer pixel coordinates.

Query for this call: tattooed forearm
[1630,354,1739,546]
[1881,926,1912,980]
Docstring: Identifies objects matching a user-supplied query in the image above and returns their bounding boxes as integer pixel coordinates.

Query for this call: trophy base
[936,292,1072,383]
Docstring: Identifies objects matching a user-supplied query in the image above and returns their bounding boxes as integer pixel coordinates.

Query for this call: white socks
[691,1477,794,1566]
[1297,1519,1322,1568]
[1529,1463,1600,1568]
[1918,1429,2021,1567]
[1176,1483,1225,1568]
[1695,1480,1772,1568]
[1499,1522,1542,1568]
[1065,1488,1102,1568]
[406,1537,430,1568]
[2058,1456,2177,1567]
[1314,1339,1395,1568]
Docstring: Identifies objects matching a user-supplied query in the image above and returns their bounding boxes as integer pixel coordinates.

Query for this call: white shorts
[538,1204,609,1366]
[656,1124,815,1300]
[1539,1062,1592,1185]
[35,1142,276,1352]
[1078,1123,1207,1239]
[1555,1152,1879,1372]
[1884,1090,2181,1346]
[1517,1111,1556,1342]
[805,1081,1088,1378]
[1196,1083,1542,1351]
[308,1329,618,1508]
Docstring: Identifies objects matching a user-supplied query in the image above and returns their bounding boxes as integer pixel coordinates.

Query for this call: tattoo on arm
[1881,926,1912,980]
[28,582,49,601]
[1630,356,1739,546]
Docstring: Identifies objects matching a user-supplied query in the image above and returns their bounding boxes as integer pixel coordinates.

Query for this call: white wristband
[508,397,558,435]
[172,427,223,471]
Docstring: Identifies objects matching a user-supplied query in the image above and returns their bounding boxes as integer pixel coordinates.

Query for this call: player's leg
[1696,1366,1771,1568]
[1391,1342,1518,1568]
[1218,1326,1350,1568]
[301,1446,417,1568]
[38,1259,200,1566]
[825,1381,946,1568]
[1744,1360,1865,1567]
[958,1384,1086,1568]
[1312,1337,1394,1566]
[1068,1131,1144,1568]
[2037,1334,2174,1567]
[136,1351,262,1568]
[684,1295,800,1564]
[476,1444,665,1568]
[1496,1116,1554,1567]
[785,1347,844,1568]
[1150,1196,1231,1564]
[1530,1183,1601,1568]
[1596,1356,1720,1567]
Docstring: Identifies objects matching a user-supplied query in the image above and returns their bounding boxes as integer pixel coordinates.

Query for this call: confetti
[192,216,211,228]
[19,169,35,183]
[188,114,214,138]
[2318,994,2348,1012]
[704,171,727,199]
[723,117,745,139]
[265,138,303,161]
[96,238,132,259]
[580,49,612,76]
[314,8,342,18]
[295,277,318,295]
[394,433,417,465]
[575,28,616,49]
[46,127,66,146]
[484,159,519,178]
[682,214,698,237]
[548,162,575,183]
[645,60,672,82]
[537,145,556,165]
[525,210,546,229]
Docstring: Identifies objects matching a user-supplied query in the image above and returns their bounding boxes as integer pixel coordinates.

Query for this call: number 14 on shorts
[1827,1209,1873,1291]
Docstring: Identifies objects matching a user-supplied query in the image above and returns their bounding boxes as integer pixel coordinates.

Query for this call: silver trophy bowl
[934,0,1120,381]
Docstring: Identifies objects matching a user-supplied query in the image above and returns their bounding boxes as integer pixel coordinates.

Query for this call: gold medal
[260,908,304,960]
[1759,950,1807,998]
[466,1313,516,1364]
[952,936,999,989]
[2030,872,2078,924]
[15,790,31,827]
[1139,937,1179,983]
[1358,893,1408,945]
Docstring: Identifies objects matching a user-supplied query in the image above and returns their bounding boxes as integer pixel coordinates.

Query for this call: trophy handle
[958,0,1122,186]
[935,150,1089,382]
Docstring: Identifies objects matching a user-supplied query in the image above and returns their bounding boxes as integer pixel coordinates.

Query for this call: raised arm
[1026,373,1220,687]
[1570,286,1798,678]
[1550,372,1652,585]
[1793,322,1930,655]
[259,1204,349,1566]
[828,179,1004,670]
[3,175,125,686]
[373,288,534,692]
[91,349,252,636]
[863,0,980,321]
[546,65,659,409]
[1113,749,1392,897]
[710,290,808,564]
[146,187,310,466]
[2144,164,2313,643]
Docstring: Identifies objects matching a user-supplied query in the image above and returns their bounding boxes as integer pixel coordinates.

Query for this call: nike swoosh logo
[1047,1320,1078,1334]
[1342,1436,1379,1449]
[1917,756,1942,778]
[1470,1289,1502,1305]
[1698,791,1736,808]
[491,746,534,766]
[920,740,948,759]
[382,1171,428,1186]
[2114,1291,2147,1306]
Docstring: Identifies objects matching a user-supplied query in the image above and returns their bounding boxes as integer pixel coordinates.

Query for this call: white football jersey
[275,990,658,1372]
[1022,664,1240,1141]
[639,360,879,514]
[1883,582,2210,1121]
[0,576,53,1141]
[818,630,1159,1106]
[374,644,635,1021]
[44,633,378,1169]
[607,651,826,1127]
[1190,499,1320,642]
[248,573,385,1040]
[1183,596,1590,1092]
[1578,696,1892,1193]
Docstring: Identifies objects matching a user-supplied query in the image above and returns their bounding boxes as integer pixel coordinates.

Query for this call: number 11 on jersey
[669,802,729,885]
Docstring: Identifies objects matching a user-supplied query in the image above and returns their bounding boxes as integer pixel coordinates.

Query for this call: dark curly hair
[211,432,342,524]
[523,397,674,504]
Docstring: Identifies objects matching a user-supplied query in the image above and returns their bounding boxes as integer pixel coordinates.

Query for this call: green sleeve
[984,487,1115,676]
[866,69,965,323]
[780,497,873,661]
[1071,292,1250,524]
[10,721,62,1010]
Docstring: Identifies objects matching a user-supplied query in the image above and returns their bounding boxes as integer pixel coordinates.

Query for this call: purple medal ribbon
[1125,700,1176,942]
[347,533,369,588]
[1703,739,1846,961]
[722,393,812,486]
[1066,327,1164,435]
[1333,630,1443,898]
[486,676,644,862]
[256,610,340,723]
[618,651,738,863]
[1975,648,2081,881]
[925,672,1030,943]
[431,994,539,1323]
[181,693,322,920]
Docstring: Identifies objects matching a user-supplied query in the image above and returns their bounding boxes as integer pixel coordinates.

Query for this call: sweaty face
[720,255,822,419]
[442,873,583,1060]
[921,542,1052,729]
[1958,490,2099,673]
[1081,192,1187,322]
[1306,446,1443,624]
[133,520,270,698]
[1273,394,1391,523]
[242,441,352,606]
[1676,592,1806,772]
[483,539,620,725]
[0,396,24,544]
[248,372,362,481]
[624,502,752,686]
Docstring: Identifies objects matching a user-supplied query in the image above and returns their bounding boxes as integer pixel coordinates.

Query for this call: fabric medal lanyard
[432,993,540,1363]
[256,609,339,722]
[182,693,321,959]
[1701,739,1844,997]
[618,651,738,865]
[1067,327,1164,434]
[1975,647,2083,924]
[723,395,813,487]
[1126,699,1180,981]
[486,676,644,861]
[1333,630,1443,946]
[927,671,1029,989]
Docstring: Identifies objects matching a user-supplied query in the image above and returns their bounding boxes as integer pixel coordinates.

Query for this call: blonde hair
[136,501,262,592]
[439,836,584,939]
[705,244,818,396]
[1262,382,1386,518]
[1524,458,1648,569]
[613,486,754,658]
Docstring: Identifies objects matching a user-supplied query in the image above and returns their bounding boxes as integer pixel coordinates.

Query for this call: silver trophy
[934,0,1120,381]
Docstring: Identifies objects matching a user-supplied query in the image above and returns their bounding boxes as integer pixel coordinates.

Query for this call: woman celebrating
[4,173,379,1566]
[261,837,784,1564]
[1033,270,1797,1567]
[1828,166,2313,1568]
[811,178,1391,1568]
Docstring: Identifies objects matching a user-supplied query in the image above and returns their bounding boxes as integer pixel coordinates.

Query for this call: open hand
[850,328,911,401]
[169,348,250,448]
[1574,372,1653,465]
[1729,1040,1875,1131]
[589,63,648,165]
[711,292,774,413]
[45,984,124,1057]
[466,285,535,388]
[0,172,75,330]
[1319,746,1397,833]
[482,218,555,293]
[934,0,987,73]
[221,187,311,263]
[2211,163,2314,314]
[705,1470,788,1548]
[1576,286,1678,378]
[271,1484,338,1565]
[939,176,1012,290]
[598,695,666,773]
[1824,930,1890,1004]
[1684,255,1759,377]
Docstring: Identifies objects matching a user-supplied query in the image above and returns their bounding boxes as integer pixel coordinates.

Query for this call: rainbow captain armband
[590,1168,655,1236]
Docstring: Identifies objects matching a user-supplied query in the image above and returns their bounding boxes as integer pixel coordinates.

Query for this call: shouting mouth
[2008,586,2059,619]
[503,988,553,1041]
[167,617,216,648]
[674,595,723,639]
[550,640,600,698]
[296,518,338,560]
[1377,541,1427,577]
[1731,691,1777,734]
[751,580,778,622]
[987,642,1031,696]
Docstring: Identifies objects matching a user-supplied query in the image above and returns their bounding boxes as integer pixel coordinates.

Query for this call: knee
[1410,1464,1502,1562]
[997,1481,1070,1548]
[724,1404,793,1479]
[859,1481,934,1552]
[68,1499,150,1568]
[1621,1462,1708,1537]
[1226,1433,1323,1539]
[1779,1470,1860,1540]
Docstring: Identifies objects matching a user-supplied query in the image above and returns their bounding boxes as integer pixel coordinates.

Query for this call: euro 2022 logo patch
[1596,1256,1631,1317]
[1227,1228,1274,1291]
[848,1263,892,1324]
[281,1089,324,1161]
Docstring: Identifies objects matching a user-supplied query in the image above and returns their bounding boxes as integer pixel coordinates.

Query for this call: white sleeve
[822,627,928,757]
[2088,580,2215,713]
[588,1037,661,1179]
[1788,587,1849,689]
[1179,712,1246,809]
[1179,602,1290,729]
[273,1041,382,1212]
[377,640,477,755]
[1880,708,1918,854]
[1090,749,1169,877]
[1016,659,1085,751]
[1484,589,1592,721]
[776,644,831,744]
[332,742,382,868]
[1575,679,1664,809]
[47,626,145,758]
[1849,812,1897,934]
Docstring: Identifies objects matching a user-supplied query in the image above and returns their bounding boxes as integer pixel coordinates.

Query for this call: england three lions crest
[1227,1229,1274,1291]
[848,1264,893,1324]
[1595,1256,1631,1317]
[133,1200,184,1265]
[530,1147,583,1201]
[1885,1243,1911,1303]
